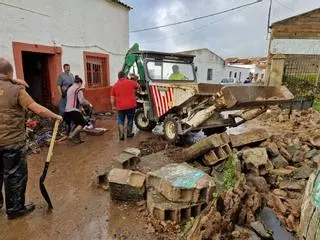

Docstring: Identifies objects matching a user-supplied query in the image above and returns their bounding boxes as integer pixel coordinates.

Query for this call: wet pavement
[0,117,299,240]
[0,120,164,240]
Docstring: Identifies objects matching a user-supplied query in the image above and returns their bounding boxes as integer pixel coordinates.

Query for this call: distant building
[266,8,320,86]
[178,48,225,84]
[224,57,267,84]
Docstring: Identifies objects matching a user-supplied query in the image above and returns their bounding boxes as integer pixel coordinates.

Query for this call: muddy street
[0,119,169,240]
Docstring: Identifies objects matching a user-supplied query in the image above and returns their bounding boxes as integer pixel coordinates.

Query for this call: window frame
[83,51,110,89]
[207,68,213,81]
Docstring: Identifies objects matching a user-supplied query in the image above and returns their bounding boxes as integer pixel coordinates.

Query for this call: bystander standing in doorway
[57,64,75,115]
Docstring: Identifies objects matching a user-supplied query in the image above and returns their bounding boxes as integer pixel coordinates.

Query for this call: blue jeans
[117,108,135,126]
[59,97,67,115]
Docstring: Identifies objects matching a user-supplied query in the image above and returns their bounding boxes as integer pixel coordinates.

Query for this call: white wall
[180,49,225,84]
[0,0,129,84]
[225,64,265,83]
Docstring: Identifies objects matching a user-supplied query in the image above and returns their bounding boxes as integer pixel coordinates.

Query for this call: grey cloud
[126,0,320,58]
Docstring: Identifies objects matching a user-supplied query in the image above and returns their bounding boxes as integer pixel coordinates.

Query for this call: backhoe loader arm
[122,43,145,81]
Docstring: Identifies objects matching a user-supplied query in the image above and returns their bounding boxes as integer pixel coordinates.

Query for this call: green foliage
[176,217,195,240]
[223,155,236,189]
[283,75,319,99]
[313,100,320,112]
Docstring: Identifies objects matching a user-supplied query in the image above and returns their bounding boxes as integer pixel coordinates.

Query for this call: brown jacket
[0,75,25,146]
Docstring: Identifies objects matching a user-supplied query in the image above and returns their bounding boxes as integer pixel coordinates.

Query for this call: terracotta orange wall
[12,42,62,106]
[84,87,111,112]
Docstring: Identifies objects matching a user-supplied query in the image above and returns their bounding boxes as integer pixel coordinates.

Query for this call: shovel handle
[45,119,60,163]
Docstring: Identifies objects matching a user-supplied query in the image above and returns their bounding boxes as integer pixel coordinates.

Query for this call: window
[146,61,195,81]
[207,68,213,81]
[239,72,242,81]
[83,52,109,88]
[234,72,237,78]
[229,71,232,78]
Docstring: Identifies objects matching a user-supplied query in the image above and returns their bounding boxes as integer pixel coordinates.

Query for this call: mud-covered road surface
[0,116,296,240]
[0,120,174,240]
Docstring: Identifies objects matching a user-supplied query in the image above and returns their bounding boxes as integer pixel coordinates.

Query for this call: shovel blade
[39,162,53,209]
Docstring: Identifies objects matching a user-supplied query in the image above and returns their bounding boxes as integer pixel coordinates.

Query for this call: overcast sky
[125,0,319,58]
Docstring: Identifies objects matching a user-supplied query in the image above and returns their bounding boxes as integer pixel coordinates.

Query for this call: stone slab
[147,190,206,223]
[147,163,215,203]
[229,129,269,148]
[108,168,146,201]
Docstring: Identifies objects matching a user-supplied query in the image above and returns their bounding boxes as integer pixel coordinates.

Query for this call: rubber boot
[118,125,124,141]
[3,143,35,220]
[69,125,82,144]
[127,123,134,138]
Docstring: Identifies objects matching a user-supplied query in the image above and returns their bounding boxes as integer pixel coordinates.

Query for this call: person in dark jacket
[0,58,61,220]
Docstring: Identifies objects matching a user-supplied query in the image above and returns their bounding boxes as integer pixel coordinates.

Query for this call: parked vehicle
[122,44,294,142]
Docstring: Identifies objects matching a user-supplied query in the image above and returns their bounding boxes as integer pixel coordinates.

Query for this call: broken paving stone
[292,150,305,163]
[271,154,289,169]
[287,145,300,154]
[229,129,269,148]
[292,166,313,179]
[113,149,141,170]
[108,168,146,201]
[250,221,272,239]
[147,163,215,203]
[246,174,269,193]
[147,190,206,223]
[191,161,212,175]
[279,147,292,161]
[311,154,320,164]
[273,189,287,198]
[279,180,305,191]
[266,142,279,157]
[242,148,272,175]
[202,144,232,166]
[269,167,295,177]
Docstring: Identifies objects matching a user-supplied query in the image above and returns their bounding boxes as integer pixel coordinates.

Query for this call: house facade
[224,64,265,83]
[266,8,320,86]
[179,49,225,84]
[0,0,130,111]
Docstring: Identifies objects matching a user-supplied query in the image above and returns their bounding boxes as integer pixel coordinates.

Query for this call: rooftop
[110,0,132,10]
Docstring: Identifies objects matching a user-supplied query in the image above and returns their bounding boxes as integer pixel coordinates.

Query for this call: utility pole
[266,0,273,40]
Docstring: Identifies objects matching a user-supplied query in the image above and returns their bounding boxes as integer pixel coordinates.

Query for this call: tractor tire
[203,127,227,136]
[134,108,156,132]
[163,117,179,142]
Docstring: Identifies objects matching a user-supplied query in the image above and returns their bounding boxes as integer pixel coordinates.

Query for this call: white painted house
[179,48,225,84]
[0,0,130,111]
[225,64,265,83]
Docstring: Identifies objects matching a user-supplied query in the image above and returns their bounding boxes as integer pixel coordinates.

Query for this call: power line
[274,0,295,12]
[0,1,49,17]
[130,0,263,33]
[138,8,244,45]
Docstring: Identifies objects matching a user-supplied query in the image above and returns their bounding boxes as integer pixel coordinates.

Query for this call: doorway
[22,52,51,106]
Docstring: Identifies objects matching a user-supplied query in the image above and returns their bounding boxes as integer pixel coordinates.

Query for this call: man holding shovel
[0,58,61,220]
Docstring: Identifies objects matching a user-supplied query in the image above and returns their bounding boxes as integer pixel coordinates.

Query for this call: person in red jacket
[111,71,140,140]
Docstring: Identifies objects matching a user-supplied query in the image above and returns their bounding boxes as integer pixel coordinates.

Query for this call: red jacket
[111,78,138,110]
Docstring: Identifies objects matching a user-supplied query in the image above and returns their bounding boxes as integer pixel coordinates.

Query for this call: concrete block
[147,190,206,223]
[147,163,215,203]
[113,147,141,169]
[108,168,146,201]
[230,129,269,148]
[202,143,232,166]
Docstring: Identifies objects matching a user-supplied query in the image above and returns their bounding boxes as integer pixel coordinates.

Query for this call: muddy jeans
[0,142,28,214]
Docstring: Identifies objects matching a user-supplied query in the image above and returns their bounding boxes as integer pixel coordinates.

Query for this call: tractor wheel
[163,117,179,142]
[134,108,156,131]
[203,127,227,136]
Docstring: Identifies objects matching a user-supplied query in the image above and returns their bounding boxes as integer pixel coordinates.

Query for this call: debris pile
[105,107,320,239]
